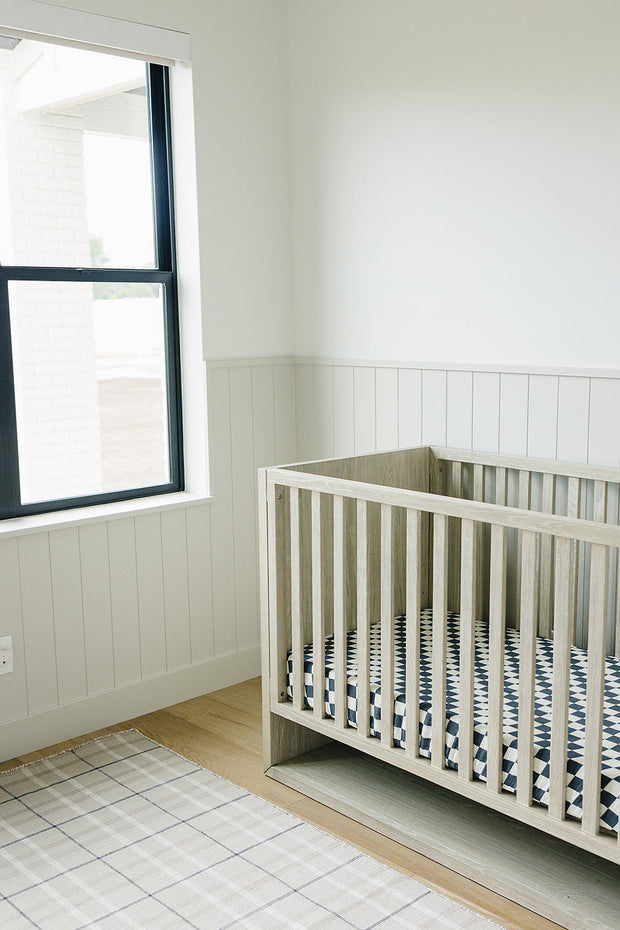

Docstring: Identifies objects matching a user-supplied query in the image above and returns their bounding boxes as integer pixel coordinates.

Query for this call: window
[0,37,183,519]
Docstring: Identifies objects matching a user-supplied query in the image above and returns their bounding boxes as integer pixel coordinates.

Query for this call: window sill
[0,491,214,538]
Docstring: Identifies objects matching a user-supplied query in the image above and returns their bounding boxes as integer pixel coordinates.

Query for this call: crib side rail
[263,463,620,863]
[434,447,620,655]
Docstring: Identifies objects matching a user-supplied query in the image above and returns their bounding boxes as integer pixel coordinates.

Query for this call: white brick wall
[1,51,102,504]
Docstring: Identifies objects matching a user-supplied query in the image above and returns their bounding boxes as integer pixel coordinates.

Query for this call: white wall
[288,0,620,368]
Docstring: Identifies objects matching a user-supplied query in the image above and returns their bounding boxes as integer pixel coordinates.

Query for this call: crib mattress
[286,609,620,834]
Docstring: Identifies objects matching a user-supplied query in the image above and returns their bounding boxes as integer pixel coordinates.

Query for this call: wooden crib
[258,446,620,925]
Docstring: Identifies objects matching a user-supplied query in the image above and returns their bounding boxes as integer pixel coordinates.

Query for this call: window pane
[0,38,155,268]
[9,280,170,504]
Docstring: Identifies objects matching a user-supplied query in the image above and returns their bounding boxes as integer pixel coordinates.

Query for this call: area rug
[0,730,499,929]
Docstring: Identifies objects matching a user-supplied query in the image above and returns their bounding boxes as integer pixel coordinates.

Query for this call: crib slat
[333,495,347,730]
[406,508,422,759]
[549,536,574,822]
[487,524,507,794]
[357,499,370,738]
[268,481,288,705]
[449,463,463,612]
[616,555,620,660]
[473,464,485,502]
[515,471,532,632]
[539,474,556,639]
[432,513,448,769]
[594,480,608,523]
[582,543,609,836]
[290,488,304,711]
[459,518,477,781]
[495,467,507,506]
[381,504,394,748]
[473,465,485,618]
[311,491,325,720]
[517,530,539,807]
[567,477,582,644]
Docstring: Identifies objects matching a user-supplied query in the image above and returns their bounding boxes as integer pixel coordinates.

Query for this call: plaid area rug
[0,730,499,929]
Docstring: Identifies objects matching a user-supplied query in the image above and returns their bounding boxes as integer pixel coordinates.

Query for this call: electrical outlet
[0,635,13,675]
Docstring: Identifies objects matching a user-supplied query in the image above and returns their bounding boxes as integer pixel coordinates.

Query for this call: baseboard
[0,645,261,762]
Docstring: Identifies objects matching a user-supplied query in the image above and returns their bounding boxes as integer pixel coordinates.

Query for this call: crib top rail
[432,446,620,485]
[265,464,620,548]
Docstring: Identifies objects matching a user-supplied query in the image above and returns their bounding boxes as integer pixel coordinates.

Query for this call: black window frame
[0,62,183,520]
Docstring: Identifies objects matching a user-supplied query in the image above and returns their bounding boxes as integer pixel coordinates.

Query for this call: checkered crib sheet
[286,609,620,834]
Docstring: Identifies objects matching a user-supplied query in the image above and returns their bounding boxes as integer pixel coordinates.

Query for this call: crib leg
[263,711,330,770]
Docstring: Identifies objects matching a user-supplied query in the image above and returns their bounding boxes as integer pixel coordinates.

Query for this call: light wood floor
[1,677,564,930]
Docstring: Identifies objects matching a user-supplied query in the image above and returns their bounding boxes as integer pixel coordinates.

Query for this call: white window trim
[0,0,190,64]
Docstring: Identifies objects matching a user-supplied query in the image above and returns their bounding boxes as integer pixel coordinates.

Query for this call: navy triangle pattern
[286,609,620,834]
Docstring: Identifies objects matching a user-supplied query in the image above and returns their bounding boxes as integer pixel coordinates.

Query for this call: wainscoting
[0,358,295,760]
[295,360,620,468]
[1,355,618,760]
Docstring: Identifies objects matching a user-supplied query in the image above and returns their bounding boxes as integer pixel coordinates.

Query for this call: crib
[258,446,620,920]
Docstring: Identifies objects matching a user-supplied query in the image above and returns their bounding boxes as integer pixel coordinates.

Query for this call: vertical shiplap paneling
[588,379,620,466]
[49,527,86,704]
[333,365,355,457]
[79,522,115,695]
[17,533,58,713]
[527,375,559,459]
[186,503,215,664]
[473,372,500,453]
[295,364,315,461]
[229,366,260,650]
[354,367,376,454]
[421,369,447,445]
[398,368,422,449]
[161,508,192,669]
[557,377,590,465]
[0,538,27,723]
[499,373,529,455]
[273,364,296,464]
[207,366,237,656]
[134,512,167,678]
[375,367,399,452]
[252,366,277,468]
[313,365,335,459]
[107,517,141,688]
[446,370,473,450]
